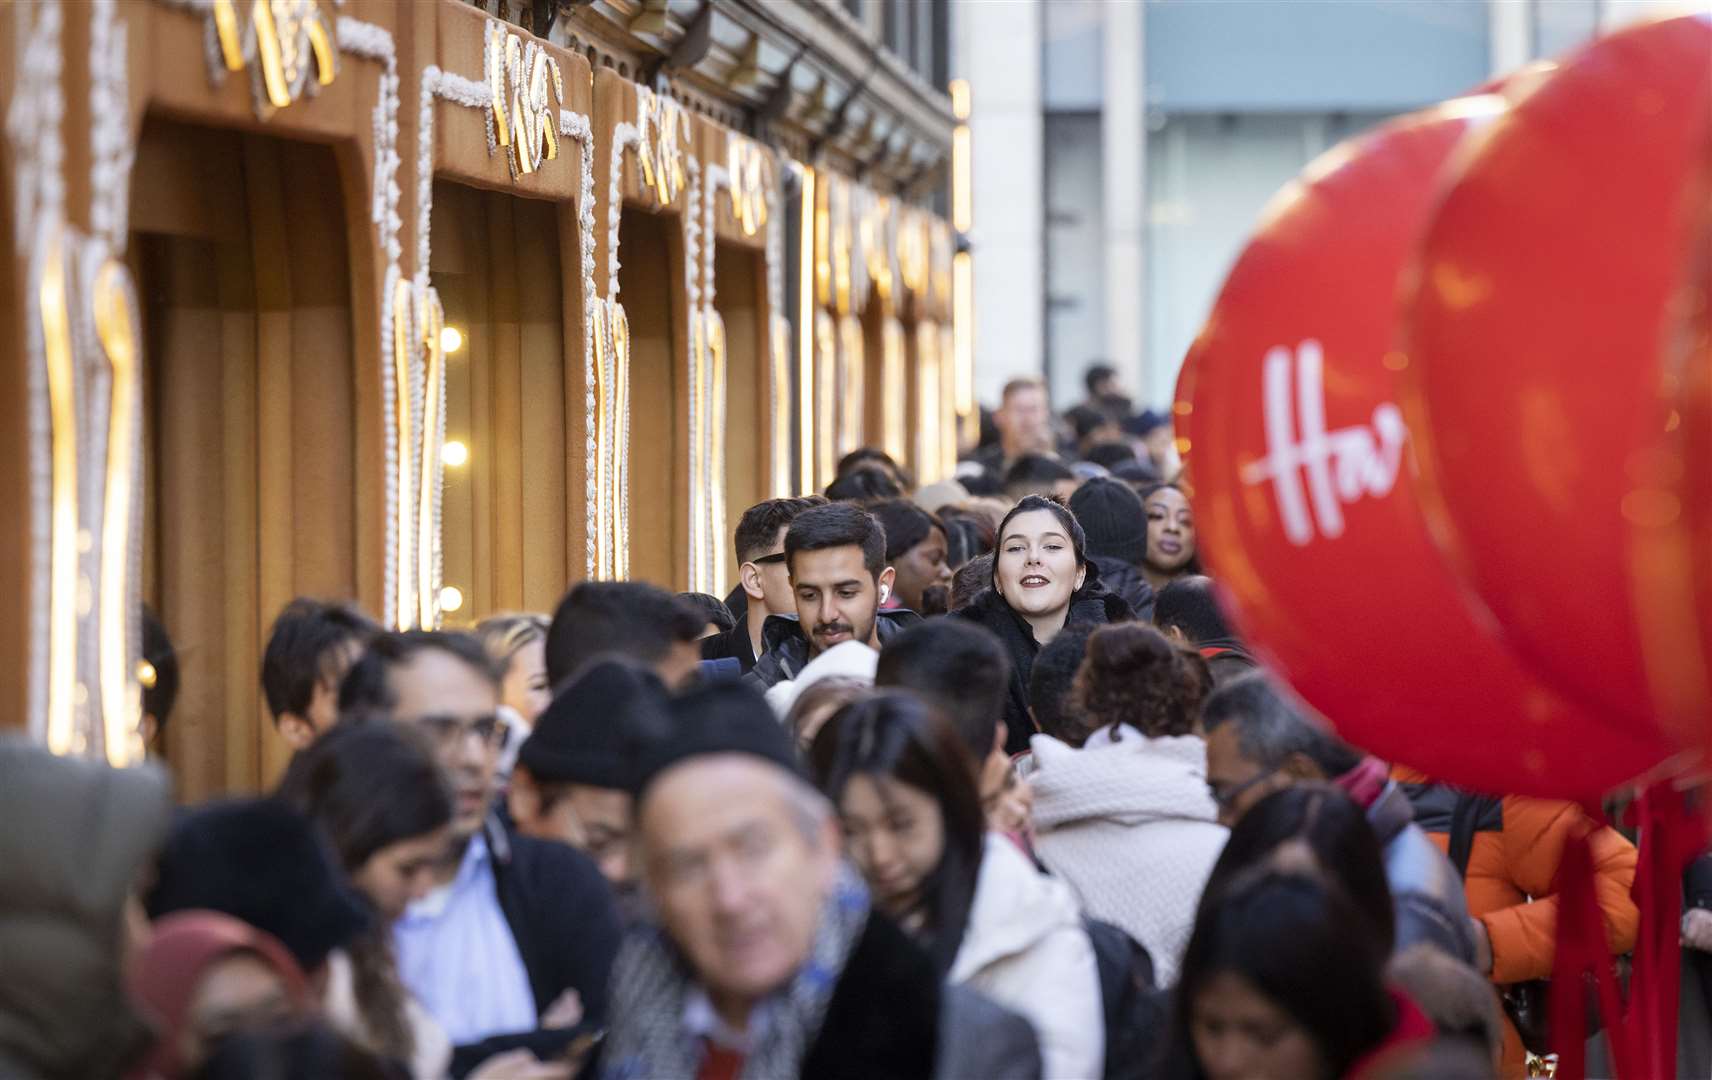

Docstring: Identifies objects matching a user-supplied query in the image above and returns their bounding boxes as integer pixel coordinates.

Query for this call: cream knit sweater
[1028,730,1228,986]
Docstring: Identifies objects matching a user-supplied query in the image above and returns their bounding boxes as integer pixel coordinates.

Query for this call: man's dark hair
[1202,672,1363,778]
[544,581,706,688]
[1154,575,1239,645]
[1065,405,1110,443]
[1003,453,1074,499]
[784,502,887,579]
[733,495,827,565]
[938,509,995,570]
[140,605,180,734]
[949,553,993,612]
[262,599,381,721]
[876,620,1011,763]
[1084,440,1138,470]
[678,591,736,634]
[1084,363,1116,398]
[337,630,499,717]
[1027,621,1099,738]
[837,447,911,489]
[868,499,941,562]
[824,465,903,503]
[957,465,1004,498]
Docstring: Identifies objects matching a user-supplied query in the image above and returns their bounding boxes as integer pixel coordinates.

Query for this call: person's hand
[1469,917,1494,975]
[986,772,1035,838]
[540,987,584,1029]
[1683,908,1712,952]
[466,1049,574,1080]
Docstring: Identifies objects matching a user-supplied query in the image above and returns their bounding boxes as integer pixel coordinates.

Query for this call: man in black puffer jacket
[745,503,921,692]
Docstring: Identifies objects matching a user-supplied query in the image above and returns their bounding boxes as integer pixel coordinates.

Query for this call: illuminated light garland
[39,229,79,757]
[156,0,338,119]
[388,274,417,628]
[11,0,66,748]
[725,136,770,238]
[765,162,790,497]
[795,164,816,496]
[93,260,143,766]
[484,20,563,177]
[880,315,906,461]
[684,155,702,589]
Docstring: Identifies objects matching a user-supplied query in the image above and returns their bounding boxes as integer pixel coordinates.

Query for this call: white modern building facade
[952,0,1688,412]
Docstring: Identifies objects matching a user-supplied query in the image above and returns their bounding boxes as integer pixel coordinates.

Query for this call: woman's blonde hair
[473,612,549,674]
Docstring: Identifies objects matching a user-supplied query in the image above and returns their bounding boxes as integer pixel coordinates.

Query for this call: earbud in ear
[879,587,889,602]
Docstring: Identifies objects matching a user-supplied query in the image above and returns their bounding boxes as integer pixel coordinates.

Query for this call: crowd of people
[0,368,1666,1080]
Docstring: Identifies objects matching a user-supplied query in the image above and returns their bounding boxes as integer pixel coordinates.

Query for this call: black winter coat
[1088,554,1156,623]
[449,817,623,1074]
[700,608,759,674]
[952,579,1133,754]
[742,609,923,691]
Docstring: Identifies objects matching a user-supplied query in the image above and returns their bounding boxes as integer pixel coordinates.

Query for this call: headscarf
[129,911,311,1078]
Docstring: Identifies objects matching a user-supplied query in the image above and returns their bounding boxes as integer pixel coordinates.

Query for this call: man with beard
[744,503,920,692]
[338,631,621,1063]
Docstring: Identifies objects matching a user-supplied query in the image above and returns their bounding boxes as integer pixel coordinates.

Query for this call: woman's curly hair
[1065,622,1212,746]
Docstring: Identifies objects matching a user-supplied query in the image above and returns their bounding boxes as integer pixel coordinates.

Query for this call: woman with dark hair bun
[1028,621,1225,986]
[1165,870,1432,1080]
[951,494,1132,754]
[809,693,1106,1079]
[276,723,454,1079]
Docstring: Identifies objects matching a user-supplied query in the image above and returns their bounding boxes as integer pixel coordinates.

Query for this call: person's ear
[508,771,541,830]
[877,566,896,604]
[1283,751,1326,782]
[139,713,159,750]
[1074,565,1087,592]
[1162,625,1189,646]
[739,561,766,602]
[277,714,315,752]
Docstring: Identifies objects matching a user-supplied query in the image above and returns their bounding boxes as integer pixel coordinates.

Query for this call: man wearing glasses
[703,496,828,675]
[338,631,621,1064]
[1202,672,1475,964]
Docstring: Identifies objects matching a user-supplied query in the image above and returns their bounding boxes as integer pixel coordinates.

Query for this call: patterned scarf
[601,863,872,1080]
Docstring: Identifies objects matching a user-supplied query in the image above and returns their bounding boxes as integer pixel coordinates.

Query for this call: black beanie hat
[632,681,802,801]
[519,659,669,790]
[1069,476,1148,567]
[146,797,371,973]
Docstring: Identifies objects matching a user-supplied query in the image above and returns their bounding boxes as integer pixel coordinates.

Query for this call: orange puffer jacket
[1394,767,1638,1077]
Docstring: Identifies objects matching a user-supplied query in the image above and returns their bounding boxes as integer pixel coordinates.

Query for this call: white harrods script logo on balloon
[1240,340,1408,546]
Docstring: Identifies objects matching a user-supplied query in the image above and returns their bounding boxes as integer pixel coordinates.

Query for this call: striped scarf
[601,863,872,1080]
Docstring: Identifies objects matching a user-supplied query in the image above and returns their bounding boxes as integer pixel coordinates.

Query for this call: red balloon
[1660,141,1712,744]
[1181,98,1672,798]
[1401,16,1712,747]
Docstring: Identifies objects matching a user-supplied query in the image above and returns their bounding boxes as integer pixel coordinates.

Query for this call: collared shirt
[682,986,774,1054]
[394,832,537,1045]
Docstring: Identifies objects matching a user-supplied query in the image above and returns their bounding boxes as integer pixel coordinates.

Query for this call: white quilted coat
[1028,731,1228,986]
[951,833,1105,1080]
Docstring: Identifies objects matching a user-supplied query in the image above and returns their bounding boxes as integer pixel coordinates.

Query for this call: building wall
[966,0,1627,416]
[953,0,1045,407]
